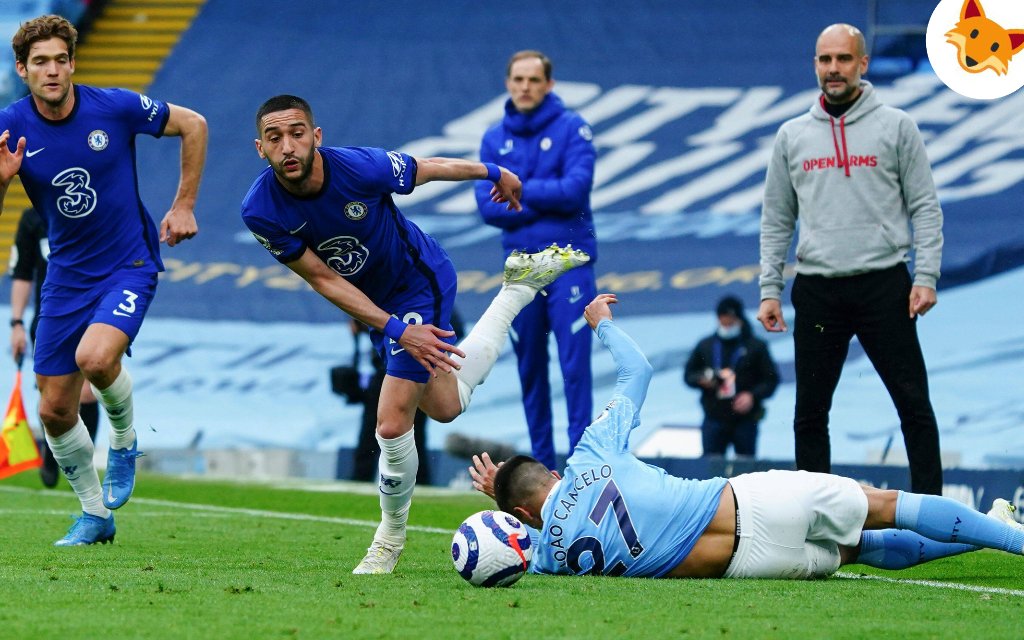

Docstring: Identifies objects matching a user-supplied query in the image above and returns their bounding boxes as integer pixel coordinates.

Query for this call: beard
[820,77,859,103]
[272,151,315,185]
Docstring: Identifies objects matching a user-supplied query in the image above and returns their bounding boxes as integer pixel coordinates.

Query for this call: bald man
[757,24,945,494]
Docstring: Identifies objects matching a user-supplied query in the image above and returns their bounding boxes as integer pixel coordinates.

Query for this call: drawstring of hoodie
[829,115,851,177]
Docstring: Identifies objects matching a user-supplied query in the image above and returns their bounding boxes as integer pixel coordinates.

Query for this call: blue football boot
[102,440,143,509]
[54,512,116,546]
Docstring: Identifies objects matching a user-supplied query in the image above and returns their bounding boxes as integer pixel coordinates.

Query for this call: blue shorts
[33,269,159,376]
[369,261,458,384]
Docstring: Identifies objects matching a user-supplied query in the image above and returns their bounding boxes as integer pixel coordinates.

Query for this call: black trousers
[791,264,942,495]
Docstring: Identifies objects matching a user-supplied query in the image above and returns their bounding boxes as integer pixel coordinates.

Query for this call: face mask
[717,324,741,340]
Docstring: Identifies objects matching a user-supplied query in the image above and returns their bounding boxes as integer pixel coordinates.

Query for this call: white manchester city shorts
[723,470,868,579]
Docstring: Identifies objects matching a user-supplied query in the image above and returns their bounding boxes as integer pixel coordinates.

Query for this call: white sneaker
[503,243,590,290]
[352,539,404,574]
[986,498,1024,531]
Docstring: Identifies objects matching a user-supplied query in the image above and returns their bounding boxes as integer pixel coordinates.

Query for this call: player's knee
[75,351,118,384]
[862,486,899,529]
[38,400,79,430]
[376,419,410,440]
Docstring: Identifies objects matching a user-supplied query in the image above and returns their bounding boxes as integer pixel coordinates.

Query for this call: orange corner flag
[0,371,42,479]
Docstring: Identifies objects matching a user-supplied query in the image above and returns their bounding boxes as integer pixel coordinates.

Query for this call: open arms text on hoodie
[759,81,944,301]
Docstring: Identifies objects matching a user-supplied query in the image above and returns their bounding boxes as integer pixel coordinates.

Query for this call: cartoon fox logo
[945,0,1024,75]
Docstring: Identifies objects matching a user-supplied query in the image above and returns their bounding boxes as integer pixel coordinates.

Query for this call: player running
[241,94,589,574]
[0,15,207,546]
[470,293,1024,579]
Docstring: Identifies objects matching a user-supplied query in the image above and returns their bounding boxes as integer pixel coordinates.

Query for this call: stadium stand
[2,0,1023,489]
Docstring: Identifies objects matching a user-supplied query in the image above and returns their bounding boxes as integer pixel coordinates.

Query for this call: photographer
[684,296,779,458]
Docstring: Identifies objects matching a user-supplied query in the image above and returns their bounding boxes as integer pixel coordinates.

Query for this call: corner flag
[0,370,42,479]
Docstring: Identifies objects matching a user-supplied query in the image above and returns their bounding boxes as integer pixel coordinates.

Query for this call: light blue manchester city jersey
[530,320,729,578]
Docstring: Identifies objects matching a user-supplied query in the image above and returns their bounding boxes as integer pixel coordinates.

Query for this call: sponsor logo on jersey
[344,201,368,221]
[540,136,553,151]
[578,124,593,141]
[251,232,283,256]
[52,168,98,218]
[499,139,514,155]
[387,151,408,187]
[87,130,109,151]
[140,94,160,122]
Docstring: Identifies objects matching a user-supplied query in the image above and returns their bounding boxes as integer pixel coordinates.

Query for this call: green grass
[1,471,1022,639]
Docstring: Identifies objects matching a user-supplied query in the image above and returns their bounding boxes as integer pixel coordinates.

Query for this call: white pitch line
[835,571,1024,598]
[0,485,452,535]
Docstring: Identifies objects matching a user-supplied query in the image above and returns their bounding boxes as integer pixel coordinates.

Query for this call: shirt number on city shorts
[112,290,139,317]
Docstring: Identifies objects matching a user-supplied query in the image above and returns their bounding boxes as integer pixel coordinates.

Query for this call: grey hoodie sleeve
[898,116,943,289]
[759,126,798,300]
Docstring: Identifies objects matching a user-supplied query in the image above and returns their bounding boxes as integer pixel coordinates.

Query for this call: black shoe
[39,443,59,488]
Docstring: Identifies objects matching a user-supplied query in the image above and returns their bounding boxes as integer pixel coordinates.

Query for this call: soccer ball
[451,510,533,587]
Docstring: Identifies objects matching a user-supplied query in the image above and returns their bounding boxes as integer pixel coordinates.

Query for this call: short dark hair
[255,94,315,135]
[506,50,553,81]
[493,455,551,515]
[12,14,77,65]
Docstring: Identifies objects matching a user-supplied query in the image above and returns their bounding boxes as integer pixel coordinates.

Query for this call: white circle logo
[926,0,1024,99]
[540,137,552,151]
[87,129,109,151]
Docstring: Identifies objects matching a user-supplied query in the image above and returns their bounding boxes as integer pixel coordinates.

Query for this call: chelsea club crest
[87,130,109,151]
[344,201,368,221]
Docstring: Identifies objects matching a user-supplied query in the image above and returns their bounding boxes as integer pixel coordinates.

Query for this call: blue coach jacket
[475,93,598,260]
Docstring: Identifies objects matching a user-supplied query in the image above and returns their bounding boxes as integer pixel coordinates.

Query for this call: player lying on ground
[469,293,1024,578]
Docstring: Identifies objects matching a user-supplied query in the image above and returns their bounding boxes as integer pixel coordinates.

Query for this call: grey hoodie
[759,81,943,300]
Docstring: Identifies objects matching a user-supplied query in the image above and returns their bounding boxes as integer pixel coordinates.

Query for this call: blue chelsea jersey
[241,146,453,307]
[531,395,728,578]
[0,85,170,286]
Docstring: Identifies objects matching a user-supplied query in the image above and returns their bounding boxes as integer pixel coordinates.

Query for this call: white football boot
[503,243,590,291]
[986,498,1024,531]
[352,539,404,575]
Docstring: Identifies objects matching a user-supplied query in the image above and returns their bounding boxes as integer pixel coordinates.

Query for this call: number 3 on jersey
[112,289,139,317]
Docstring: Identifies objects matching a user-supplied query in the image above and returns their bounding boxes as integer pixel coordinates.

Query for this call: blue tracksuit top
[475,93,598,260]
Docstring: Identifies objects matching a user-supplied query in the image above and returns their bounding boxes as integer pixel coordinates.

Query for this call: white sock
[46,419,110,518]
[92,367,135,450]
[453,284,537,410]
[375,429,418,545]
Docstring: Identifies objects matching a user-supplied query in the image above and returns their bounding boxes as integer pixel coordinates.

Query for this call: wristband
[10,319,23,328]
[383,316,407,342]
[483,162,501,183]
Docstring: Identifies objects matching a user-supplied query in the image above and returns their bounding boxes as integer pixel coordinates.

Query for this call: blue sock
[857,530,977,570]
[895,491,1024,554]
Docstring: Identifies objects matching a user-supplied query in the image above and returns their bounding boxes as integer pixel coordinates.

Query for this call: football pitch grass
[1,472,1022,639]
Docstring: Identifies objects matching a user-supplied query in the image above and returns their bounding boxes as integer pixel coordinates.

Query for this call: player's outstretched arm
[159,104,208,246]
[585,294,653,411]
[0,130,26,213]
[414,156,522,211]
[287,248,465,375]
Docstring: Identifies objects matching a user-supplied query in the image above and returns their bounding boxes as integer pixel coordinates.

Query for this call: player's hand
[489,167,522,212]
[757,299,787,332]
[159,204,199,247]
[10,324,27,365]
[584,293,618,329]
[469,452,502,500]
[397,323,466,376]
[0,130,26,187]
[909,286,936,318]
